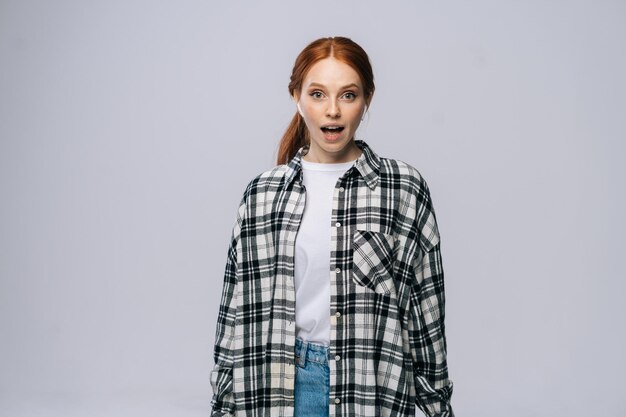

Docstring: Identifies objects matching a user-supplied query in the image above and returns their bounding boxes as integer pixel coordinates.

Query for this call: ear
[362,101,370,116]
[365,93,373,109]
[292,92,304,117]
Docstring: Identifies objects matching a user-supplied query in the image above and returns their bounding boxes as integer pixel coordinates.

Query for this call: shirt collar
[284,139,381,190]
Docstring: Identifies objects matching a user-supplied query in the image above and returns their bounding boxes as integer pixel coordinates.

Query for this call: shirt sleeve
[210,190,248,417]
[407,178,455,417]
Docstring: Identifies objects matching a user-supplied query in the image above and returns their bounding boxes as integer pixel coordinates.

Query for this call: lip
[320,124,345,142]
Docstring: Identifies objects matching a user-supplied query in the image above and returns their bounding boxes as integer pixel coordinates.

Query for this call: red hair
[276,36,375,165]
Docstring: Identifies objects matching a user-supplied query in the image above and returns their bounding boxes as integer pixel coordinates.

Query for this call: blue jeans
[294,336,330,416]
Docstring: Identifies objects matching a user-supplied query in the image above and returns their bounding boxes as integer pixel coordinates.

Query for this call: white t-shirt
[294,157,357,346]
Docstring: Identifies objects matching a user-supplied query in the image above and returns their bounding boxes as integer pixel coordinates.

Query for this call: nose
[326,99,341,118]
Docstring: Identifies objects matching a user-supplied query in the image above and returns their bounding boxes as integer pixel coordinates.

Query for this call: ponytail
[276,112,309,165]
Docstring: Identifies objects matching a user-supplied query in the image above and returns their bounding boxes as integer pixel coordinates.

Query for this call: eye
[309,90,324,99]
[343,91,357,100]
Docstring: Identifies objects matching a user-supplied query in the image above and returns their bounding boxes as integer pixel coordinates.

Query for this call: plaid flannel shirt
[210,139,454,416]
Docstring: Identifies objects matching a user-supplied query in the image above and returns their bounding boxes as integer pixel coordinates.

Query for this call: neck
[302,141,362,163]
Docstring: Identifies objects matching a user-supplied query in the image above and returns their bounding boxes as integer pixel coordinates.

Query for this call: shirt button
[335,222,341,227]
[335,311,341,317]
[335,268,341,274]
[335,355,341,361]
[335,398,341,404]
[339,187,344,192]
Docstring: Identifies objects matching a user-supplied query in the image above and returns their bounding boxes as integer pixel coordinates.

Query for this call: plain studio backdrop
[1,1,624,416]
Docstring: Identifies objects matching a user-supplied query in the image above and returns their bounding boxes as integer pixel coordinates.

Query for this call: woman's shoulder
[237,164,291,202]
[378,156,430,192]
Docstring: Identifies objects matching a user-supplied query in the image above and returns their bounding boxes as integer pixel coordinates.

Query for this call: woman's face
[295,57,368,163]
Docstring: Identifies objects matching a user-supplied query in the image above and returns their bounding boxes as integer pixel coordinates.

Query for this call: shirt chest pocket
[351,229,397,296]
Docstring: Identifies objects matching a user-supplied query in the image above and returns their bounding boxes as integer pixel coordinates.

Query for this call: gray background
[1,1,624,416]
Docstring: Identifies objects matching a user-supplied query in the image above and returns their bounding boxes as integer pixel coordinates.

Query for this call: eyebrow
[307,82,361,90]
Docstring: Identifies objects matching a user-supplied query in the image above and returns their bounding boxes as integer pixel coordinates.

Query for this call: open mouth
[321,126,345,133]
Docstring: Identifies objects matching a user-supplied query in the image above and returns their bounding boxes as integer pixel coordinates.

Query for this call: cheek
[347,109,364,125]
[302,112,316,126]
[301,115,319,135]
[347,103,365,119]
[301,105,318,121]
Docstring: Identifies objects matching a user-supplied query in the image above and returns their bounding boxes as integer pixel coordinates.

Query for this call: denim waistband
[295,337,330,367]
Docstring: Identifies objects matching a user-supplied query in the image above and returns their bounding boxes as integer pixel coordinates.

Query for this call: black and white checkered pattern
[210,139,454,417]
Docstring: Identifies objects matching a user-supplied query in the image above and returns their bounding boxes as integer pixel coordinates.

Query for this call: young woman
[210,36,455,417]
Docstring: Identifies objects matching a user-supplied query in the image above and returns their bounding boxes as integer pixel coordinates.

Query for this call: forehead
[303,57,362,88]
